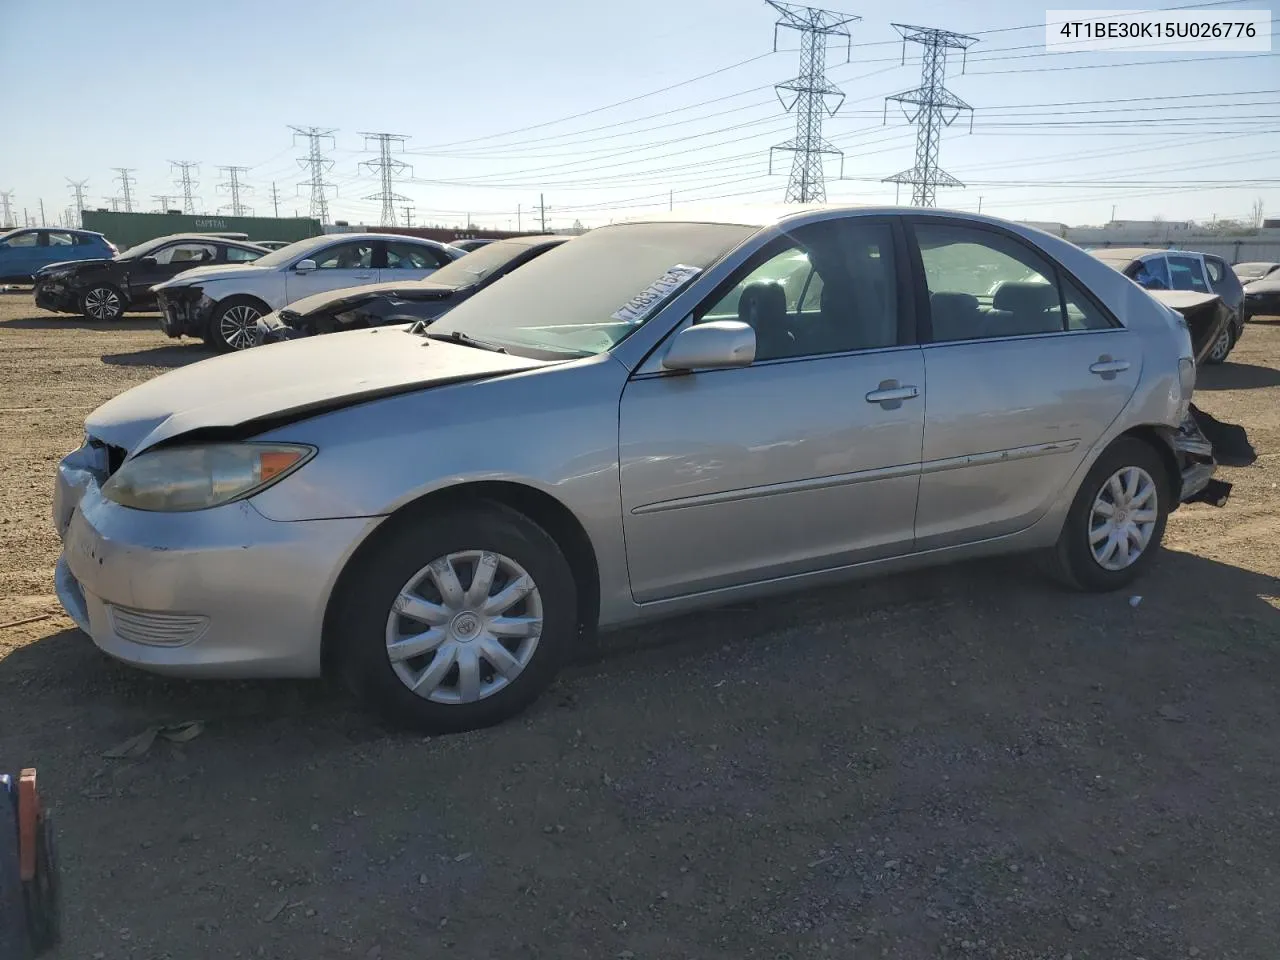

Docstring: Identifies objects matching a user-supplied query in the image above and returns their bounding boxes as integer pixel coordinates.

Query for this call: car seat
[737,281,793,359]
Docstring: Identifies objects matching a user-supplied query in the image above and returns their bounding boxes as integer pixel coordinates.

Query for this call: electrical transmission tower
[290,126,337,223]
[217,165,253,217]
[101,196,121,212]
[66,180,88,227]
[882,23,978,207]
[111,167,137,212]
[359,133,412,226]
[0,191,13,228]
[170,161,201,214]
[767,2,858,204]
[270,182,281,218]
[153,195,175,213]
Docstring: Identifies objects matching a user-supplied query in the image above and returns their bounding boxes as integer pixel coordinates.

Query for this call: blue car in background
[0,227,117,283]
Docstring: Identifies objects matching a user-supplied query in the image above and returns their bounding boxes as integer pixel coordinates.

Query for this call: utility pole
[0,191,13,228]
[402,205,415,227]
[111,167,137,212]
[291,126,337,223]
[38,198,46,226]
[359,132,412,226]
[66,180,88,227]
[536,193,549,232]
[1111,204,1117,223]
[169,161,200,214]
[217,165,252,217]
[270,181,281,218]
[517,203,521,232]
[882,24,977,207]
[977,195,983,214]
[669,189,674,211]
[767,2,858,204]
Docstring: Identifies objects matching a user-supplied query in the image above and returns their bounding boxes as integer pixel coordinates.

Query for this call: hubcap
[84,287,120,320]
[385,550,543,705]
[220,305,263,350]
[1209,324,1231,361]
[1089,466,1158,571]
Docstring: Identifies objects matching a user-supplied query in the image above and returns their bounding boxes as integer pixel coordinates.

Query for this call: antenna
[359,133,412,226]
[881,23,978,207]
[767,2,859,204]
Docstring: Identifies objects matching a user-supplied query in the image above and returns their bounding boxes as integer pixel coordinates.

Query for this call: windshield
[116,235,181,260]
[421,240,551,288]
[250,236,335,268]
[430,222,753,356]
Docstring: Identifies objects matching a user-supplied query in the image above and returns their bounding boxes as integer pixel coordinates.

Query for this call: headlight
[101,443,315,512]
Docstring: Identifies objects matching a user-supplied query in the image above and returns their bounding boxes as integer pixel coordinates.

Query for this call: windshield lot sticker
[611,264,702,323]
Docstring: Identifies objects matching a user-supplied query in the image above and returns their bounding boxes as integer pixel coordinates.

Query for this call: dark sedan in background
[257,235,567,343]
[1244,275,1280,319]
[33,233,269,321]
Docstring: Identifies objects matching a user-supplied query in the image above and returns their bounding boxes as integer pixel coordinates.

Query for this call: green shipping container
[80,211,323,250]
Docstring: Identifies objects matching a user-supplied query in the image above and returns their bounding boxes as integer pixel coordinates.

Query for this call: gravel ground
[1,293,1278,960]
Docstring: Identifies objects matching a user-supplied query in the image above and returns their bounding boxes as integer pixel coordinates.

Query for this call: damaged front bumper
[156,286,214,339]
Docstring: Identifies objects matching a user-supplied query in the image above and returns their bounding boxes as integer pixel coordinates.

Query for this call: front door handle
[865,380,920,409]
[1089,356,1131,377]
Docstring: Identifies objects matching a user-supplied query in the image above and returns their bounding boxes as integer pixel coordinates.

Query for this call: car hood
[153,263,268,289]
[36,257,113,276]
[85,326,547,455]
[282,279,456,320]
[1244,276,1280,295]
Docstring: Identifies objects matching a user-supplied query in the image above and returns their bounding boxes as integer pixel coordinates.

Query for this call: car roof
[497,234,568,250]
[0,226,107,240]
[1087,247,1168,265]
[284,232,454,256]
[140,233,266,248]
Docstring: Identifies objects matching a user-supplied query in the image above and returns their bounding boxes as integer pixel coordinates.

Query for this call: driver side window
[695,220,899,362]
[151,242,217,265]
[315,242,373,270]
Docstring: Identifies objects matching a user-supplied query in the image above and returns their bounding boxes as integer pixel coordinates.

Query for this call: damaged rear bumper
[1162,403,1255,509]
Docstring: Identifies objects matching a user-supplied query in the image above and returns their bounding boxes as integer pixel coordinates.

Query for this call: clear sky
[1,0,1276,230]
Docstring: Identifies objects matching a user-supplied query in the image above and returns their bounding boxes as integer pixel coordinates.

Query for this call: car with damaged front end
[53,206,1245,735]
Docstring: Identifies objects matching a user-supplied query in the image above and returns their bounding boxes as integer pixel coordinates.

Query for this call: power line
[217,165,253,217]
[882,24,979,207]
[291,126,336,223]
[766,2,859,203]
[359,132,413,226]
[110,167,137,213]
[65,180,88,228]
[169,161,200,214]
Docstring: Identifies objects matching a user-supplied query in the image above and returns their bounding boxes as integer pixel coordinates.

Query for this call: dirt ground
[1,293,1278,960]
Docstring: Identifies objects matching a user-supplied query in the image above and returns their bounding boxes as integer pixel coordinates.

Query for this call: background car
[0,228,116,284]
[153,233,467,352]
[32,233,269,321]
[257,235,568,342]
[54,206,1234,733]
[1232,261,1280,285]
[450,238,497,253]
[1089,247,1245,363]
[1243,274,1280,319]
[252,240,292,251]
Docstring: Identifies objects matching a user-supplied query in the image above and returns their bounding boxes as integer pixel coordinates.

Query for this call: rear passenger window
[1167,255,1210,293]
[46,232,75,246]
[1062,277,1114,330]
[1204,258,1224,284]
[915,223,1065,342]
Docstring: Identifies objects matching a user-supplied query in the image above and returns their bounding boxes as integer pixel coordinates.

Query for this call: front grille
[108,605,209,647]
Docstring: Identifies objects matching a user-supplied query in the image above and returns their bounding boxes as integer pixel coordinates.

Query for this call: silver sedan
[54,205,1227,732]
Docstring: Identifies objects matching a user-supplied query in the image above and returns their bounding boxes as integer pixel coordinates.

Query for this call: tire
[1205,321,1234,364]
[333,501,578,733]
[1046,437,1171,592]
[208,296,268,353]
[80,285,124,322]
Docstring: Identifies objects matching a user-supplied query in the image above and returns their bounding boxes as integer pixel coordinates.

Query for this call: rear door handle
[865,381,920,408]
[1089,357,1131,376]
[352,273,373,280]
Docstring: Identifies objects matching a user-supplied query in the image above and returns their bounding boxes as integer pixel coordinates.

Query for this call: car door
[380,239,449,282]
[36,230,79,272]
[285,239,378,301]
[907,218,1140,551]
[618,217,925,603]
[126,240,219,302]
[0,230,41,280]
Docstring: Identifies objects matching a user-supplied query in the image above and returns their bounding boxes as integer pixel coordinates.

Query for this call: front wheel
[80,285,123,322]
[1046,438,1171,591]
[208,297,266,352]
[333,502,578,733]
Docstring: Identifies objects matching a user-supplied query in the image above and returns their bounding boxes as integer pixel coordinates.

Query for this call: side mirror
[139,255,158,266]
[661,319,756,371]
[294,259,317,274]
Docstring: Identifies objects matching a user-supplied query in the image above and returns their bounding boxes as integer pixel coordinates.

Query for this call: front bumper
[1244,292,1280,320]
[32,279,79,313]
[156,288,214,339]
[53,442,380,678]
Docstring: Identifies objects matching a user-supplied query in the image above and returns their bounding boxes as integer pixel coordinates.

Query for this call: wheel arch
[213,291,272,316]
[1115,424,1182,506]
[320,480,602,673]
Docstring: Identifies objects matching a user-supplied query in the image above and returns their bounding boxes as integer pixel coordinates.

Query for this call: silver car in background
[53,205,1229,733]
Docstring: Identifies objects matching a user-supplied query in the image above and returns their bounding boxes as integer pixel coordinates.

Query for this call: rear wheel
[333,502,578,733]
[1046,437,1170,591]
[80,285,123,322]
[1205,322,1234,364]
[208,297,266,352]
